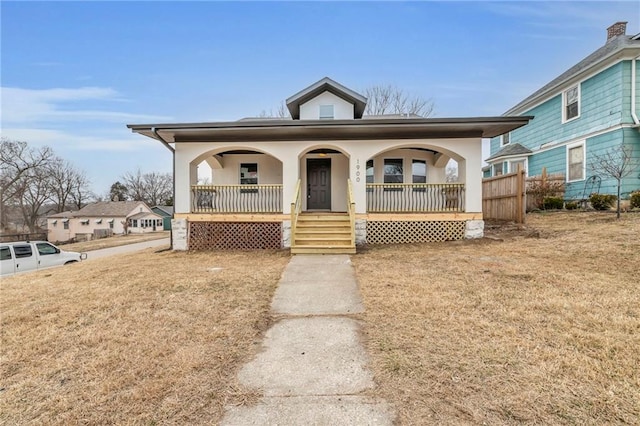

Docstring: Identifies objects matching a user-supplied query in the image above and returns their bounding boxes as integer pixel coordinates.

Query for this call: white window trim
[501,132,511,146]
[383,158,404,183]
[562,83,581,123]
[319,104,334,120]
[508,158,528,175]
[566,141,586,182]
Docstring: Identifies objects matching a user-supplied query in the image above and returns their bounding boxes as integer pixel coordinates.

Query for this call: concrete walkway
[221,255,394,425]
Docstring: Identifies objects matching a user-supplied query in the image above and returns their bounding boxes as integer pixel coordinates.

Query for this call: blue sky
[2,1,639,195]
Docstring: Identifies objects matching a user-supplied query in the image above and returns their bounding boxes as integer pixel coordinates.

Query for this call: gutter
[631,54,640,126]
[152,128,175,250]
[152,127,175,153]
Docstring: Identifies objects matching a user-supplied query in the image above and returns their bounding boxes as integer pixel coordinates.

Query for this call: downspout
[152,127,175,249]
[632,54,640,126]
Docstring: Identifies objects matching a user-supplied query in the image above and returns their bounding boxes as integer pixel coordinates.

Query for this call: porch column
[174,150,197,214]
[461,159,482,212]
[350,157,367,214]
[281,158,299,214]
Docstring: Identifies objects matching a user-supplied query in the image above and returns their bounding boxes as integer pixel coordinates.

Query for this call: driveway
[85,238,170,261]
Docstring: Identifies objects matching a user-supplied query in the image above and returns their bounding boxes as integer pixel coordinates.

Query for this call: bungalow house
[485,22,640,201]
[128,77,530,253]
[151,205,174,230]
[47,201,163,243]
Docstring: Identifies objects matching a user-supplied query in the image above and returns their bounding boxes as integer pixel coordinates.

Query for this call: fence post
[516,165,525,224]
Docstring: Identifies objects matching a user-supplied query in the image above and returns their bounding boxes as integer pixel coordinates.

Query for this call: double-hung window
[501,132,511,146]
[563,85,580,122]
[240,163,258,193]
[384,159,403,191]
[567,143,585,181]
[412,160,427,192]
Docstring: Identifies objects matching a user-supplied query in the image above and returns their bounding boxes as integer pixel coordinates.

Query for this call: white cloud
[1,127,157,152]
[1,86,170,124]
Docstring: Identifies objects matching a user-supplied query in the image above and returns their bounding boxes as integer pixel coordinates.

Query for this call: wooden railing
[191,184,283,213]
[290,179,302,243]
[366,183,465,212]
[347,179,356,246]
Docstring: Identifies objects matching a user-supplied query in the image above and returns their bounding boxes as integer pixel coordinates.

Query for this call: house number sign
[355,159,360,182]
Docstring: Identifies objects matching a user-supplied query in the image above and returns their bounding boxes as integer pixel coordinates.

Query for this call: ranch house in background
[128,77,530,253]
[484,22,640,201]
[47,201,163,243]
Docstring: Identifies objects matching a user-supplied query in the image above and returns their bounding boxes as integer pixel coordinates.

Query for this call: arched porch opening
[364,144,467,213]
[298,145,351,212]
[188,147,284,214]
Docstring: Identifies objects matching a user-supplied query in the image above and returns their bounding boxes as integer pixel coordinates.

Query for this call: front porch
[177,179,479,253]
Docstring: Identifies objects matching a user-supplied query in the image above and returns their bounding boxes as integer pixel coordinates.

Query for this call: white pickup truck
[0,241,87,277]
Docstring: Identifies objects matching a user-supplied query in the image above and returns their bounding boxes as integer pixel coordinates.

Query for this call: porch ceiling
[127,116,532,144]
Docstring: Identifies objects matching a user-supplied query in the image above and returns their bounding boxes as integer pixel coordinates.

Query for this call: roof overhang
[127,116,533,144]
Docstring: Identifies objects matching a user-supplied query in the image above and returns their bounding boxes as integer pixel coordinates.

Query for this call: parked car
[0,241,87,277]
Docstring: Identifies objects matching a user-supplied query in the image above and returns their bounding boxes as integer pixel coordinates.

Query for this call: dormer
[285,77,367,120]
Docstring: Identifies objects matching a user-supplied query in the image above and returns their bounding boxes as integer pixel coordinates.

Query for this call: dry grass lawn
[0,248,290,425]
[60,231,169,252]
[353,211,640,425]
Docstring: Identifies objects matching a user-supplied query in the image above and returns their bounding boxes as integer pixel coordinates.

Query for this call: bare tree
[363,85,434,117]
[589,144,639,219]
[121,169,172,206]
[259,101,290,119]
[142,171,172,206]
[17,165,52,232]
[0,138,54,231]
[47,157,91,212]
[122,169,146,202]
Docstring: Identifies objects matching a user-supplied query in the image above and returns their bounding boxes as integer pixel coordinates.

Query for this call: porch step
[291,212,355,254]
[291,245,356,255]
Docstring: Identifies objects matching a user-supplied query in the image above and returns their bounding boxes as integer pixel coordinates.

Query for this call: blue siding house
[486,22,640,201]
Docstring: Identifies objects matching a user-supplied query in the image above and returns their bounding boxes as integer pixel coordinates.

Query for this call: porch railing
[347,179,356,246]
[191,184,283,213]
[366,183,465,212]
[290,179,302,243]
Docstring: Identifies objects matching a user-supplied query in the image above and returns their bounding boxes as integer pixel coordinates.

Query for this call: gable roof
[74,201,147,218]
[506,34,640,115]
[48,210,76,219]
[285,77,367,119]
[486,143,533,161]
[152,205,174,215]
[128,211,162,220]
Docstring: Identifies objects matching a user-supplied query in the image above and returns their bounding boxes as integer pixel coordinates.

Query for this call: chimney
[607,21,627,42]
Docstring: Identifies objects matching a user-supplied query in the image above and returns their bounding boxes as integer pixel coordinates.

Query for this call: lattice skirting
[366,220,466,244]
[189,222,282,250]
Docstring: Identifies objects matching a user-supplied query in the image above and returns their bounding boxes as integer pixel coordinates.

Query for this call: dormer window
[319,105,334,120]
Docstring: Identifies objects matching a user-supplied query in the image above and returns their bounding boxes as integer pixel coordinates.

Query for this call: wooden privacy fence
[525,169,565,211]
[482,169,526,223]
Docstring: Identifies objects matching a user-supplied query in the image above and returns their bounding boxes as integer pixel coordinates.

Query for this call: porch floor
[291,212,355,254]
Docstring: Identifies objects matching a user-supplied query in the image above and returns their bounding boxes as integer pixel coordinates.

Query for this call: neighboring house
[47,201,163,243]
[485,22,640,200]
[152,205,174,230]
[128,77,530,253]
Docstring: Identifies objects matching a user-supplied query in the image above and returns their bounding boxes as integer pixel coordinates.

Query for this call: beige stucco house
[128,77,530,253]
[47,201,163,243]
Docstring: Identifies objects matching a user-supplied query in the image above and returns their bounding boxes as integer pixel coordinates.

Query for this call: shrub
[542,197,564,210]
[630,191,640,209]
[589,193,617,210]
[565,200,579,210]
